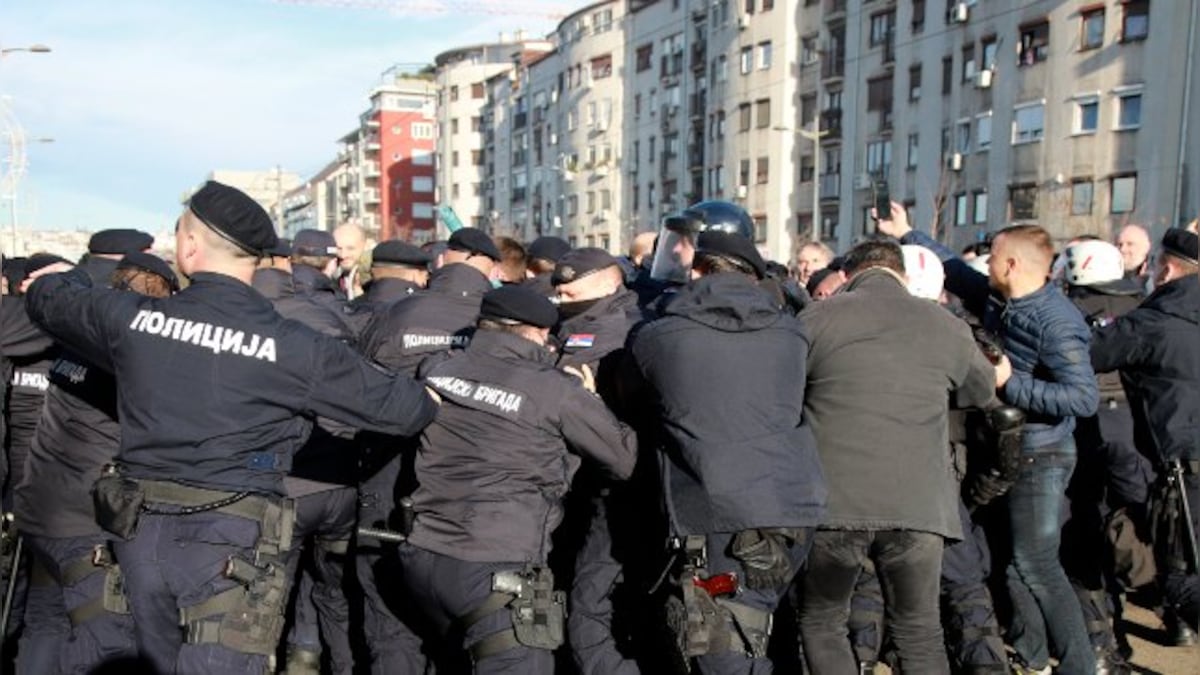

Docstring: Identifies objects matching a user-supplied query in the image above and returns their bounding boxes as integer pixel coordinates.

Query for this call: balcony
[660,52,684,80]
[822,56,845,81]
[511,187,527,203]
[689,92,706,120]
[882,32,895,66]
[513,112,528,129]
[364,136,381,152]
[363,188,381,204]
[819,174,840,200]
[688,146,704,168]
[691,43,707,72]
[363,164,381,178]
[821,108,843,139]
[826,0,846,18]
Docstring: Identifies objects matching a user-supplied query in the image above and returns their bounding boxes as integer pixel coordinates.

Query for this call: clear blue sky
[0,0,565,232]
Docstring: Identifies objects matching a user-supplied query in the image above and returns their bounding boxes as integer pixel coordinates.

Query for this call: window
[567,195,579,216]
[909,65,922,100]
[942,55,953,95]
[1010,184,1038,220]
[866,139,892,176]
[955,120,971,154]
[869,12,896,47]
[1121,1,1149,42]
[471,116,482,133]
[976,112,992,150]
[450,118,459,135]
[634,94,642,118]
[715,54,728,82]
[471,149,484,166]
[1012,103,1045,144]
[801,94,817,127]
[632,140,640,165]
[1071,179,1094,215]
[955,193,969,226]
[981,37,998,70]
[739,159,750,187]
[632,183,640,210]
[412,203,435,219]
[594,8,613,33]
[1019,21,1050,66]
[591,54,613,79]
[973,191,988,224]
[912,0,926,32]
[1081,8,1105,50]
[800,155,815,182]
[649,136,656,162]
[586,191,596,214]
[758,41,773,70]
[762,0,774,10]
[756,98,771,128]
[472,83,485,99]
[907,133,919,168]
[740,47,753,74]
[451,184,459,199]
[745,0,755,13]
[411,122,434,139]
[601,189,612,210]
[962,45,976,82]
[449,85,459,102]
[1115,87,1143,129]
[412,148,434,166]
[756,157,769,184]
[802,35,819,64]
[636,44,653,72]
[451,151,460,167]
[867,76,893,111]
[648,183,656,209]
[738,103,752,131]
[412,176,434,192]
[1110,174,1137,213]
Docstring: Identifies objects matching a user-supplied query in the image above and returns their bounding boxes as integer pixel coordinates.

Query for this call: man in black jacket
[342,241,430,336]
[399,284,637,674]
[632,231,826,674]
[23,181,438,675]
[1091,228,1200,644]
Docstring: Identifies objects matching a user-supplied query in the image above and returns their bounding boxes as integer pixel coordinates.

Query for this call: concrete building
[434,37,554,235]
[280,158,346,238]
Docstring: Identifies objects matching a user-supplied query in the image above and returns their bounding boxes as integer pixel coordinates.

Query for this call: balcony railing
[827,0,847,17]
[822,56,845,80]
[822,108,843,139]
[819,174,840,200]
[513,112,528,129]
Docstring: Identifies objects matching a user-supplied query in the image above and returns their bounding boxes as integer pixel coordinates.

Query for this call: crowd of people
[0,180,1198,675]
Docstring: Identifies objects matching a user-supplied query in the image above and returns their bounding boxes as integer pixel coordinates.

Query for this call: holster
[60,543,131,626]
[91,467,145,540]
[461,565,566,661]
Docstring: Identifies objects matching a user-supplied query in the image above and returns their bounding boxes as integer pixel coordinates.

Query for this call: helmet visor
[649,227,696,283]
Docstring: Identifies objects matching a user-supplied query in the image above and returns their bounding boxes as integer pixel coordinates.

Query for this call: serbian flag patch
[565,334,596,348]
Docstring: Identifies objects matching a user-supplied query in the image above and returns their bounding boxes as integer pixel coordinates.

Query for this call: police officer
[253,237,361,674]
[78,229,155,284]
[399,284,637,674]
[352,229,497,674]
[523,235,571,298]
[14,252,177,674]
[1091,228,1200,646]
[291,229,348,312]
[1060,239,1152,669]
[549,248,650,674]
[632,228,826,675]
[23,180,438,675]
[342,240,430,336]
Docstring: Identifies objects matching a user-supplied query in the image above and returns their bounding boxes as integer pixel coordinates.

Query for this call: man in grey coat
[797,239,1007,674]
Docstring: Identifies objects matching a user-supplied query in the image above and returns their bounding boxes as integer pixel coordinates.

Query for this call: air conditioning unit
[738,14,751,31]
[594,164,609,177]
[597,209,610,220]
[597,118,609,131]
[550,89,559,103]
[553,215,563,228]
[949,2,969,24]
[948,153,964,171]
[549,133,558,145]
[736,184,749,199]
[854,173,873,190]
[975,68,993,89]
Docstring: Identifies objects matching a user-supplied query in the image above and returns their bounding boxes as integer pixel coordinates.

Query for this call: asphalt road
[1120,603,1198,675]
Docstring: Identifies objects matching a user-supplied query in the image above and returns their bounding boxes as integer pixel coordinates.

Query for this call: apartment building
[475,0,1197,256]
[279,159,345,238]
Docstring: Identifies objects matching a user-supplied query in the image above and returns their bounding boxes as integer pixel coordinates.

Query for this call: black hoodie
[1092,274,1200,464]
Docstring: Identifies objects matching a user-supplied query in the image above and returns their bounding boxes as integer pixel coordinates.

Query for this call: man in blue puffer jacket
[879,204,1099,675]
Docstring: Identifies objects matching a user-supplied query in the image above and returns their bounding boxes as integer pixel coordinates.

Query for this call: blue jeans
[1005,445,1094,674]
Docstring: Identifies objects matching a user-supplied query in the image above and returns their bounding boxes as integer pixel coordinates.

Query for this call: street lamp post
[0,44,52,56]
[776,123,830,243]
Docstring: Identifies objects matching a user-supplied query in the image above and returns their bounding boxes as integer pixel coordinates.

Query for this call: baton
[1170,459,1200,575]
[0,530,23,647]
[356,526,407,544]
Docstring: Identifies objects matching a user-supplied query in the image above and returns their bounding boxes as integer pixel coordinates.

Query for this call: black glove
[965,470,1012,509]
[730,528,799,590]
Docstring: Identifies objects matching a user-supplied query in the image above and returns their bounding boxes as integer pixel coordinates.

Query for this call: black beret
[117,252,180,291]
[528,236,571,264]
[806,268,838,296]
[266,237,292,258]
[372,240,431,267]
[447,228,502,262]
[88,228,154,255]
[23,253,73,278]
[292,229,338,257]
[2,257,28,287]
[552,248,619,286]
[479,284,558,328]
[187,180,278,255]
[1162,228,1199,265]
[695,231,766,278]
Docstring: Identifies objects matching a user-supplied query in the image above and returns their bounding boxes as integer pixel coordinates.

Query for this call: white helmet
[902,245,945,301]
[967,254,991,276]
[1063,239,1125,287]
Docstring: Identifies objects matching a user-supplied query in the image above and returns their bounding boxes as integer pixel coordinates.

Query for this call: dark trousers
[17,534,138,674]
[568,495,640,675]
[1162,472,1200,629]
[114,510,273,674]
[799,529,949,675]
[286,487,357,674]
[1004,448,1094,675]
[941,500,1006,671]
[397,543,553,675]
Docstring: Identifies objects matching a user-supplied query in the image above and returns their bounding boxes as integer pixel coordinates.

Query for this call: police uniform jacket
[554,286,645,411]
[293,263,348,313]
[1091,274,1200,464]
[15,350,118,538]
[410,329,637,564]
[800,269,996,539]
[253,268,353,342]
[905,231,1100,449]
[631,272,827,535]
[361,263,493,377]
[1067,281,1143,402]
[25,269,438,496]
[343,277,420,337]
